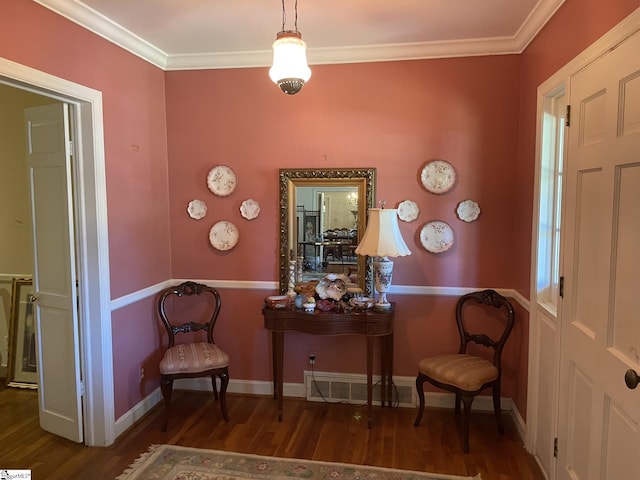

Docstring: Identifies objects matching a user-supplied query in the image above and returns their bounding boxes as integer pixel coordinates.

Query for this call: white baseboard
[511,401,527,445]
[113,386,162,440]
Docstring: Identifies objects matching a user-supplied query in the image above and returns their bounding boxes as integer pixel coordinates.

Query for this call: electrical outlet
[139,365,145,383]
[308,354,316,365]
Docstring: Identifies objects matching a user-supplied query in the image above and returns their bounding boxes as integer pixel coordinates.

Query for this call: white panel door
[25,103,83,443]
[558,30,640,479]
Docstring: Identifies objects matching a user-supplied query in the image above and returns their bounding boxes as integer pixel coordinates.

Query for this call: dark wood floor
[0,385,545,479]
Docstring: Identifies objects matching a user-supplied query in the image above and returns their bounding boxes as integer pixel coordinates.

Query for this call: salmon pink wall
[164,57,526,409]
[165,56,521,288]
[0,0,171,419]
[513,0,640,297]
[0,0,171,298]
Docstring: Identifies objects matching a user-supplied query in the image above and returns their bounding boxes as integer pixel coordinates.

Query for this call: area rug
[116,444,481,480]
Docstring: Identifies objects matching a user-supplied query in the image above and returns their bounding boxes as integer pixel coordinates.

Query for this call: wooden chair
[157,281,230,431]
[414,289,515,452]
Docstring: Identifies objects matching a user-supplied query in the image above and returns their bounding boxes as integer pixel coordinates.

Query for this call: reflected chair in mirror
[414,289,515,452]
[157,281,230,431]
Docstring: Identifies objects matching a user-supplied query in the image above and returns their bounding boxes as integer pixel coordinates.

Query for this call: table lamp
[355,207,411,309]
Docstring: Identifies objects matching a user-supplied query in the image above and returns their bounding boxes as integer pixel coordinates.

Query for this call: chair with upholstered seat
[414,289,515,452]
[157,281,230,431]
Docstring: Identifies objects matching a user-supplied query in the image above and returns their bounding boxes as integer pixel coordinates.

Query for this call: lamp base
[373,257,394,308]
[374,301,392,311]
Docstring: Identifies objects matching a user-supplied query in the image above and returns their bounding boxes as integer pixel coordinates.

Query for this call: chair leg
[454,393,461,414]
[414,374,426,426]
[461,395,473,453]
[219,370,230,422]
[493,383,504,434]
[211,374,219,401]
[160,376,173,432]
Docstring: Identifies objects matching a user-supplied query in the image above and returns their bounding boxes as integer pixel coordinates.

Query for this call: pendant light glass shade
[269,30,311,95]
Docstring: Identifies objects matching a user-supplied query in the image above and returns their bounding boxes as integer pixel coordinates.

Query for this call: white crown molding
[36,0,565,71]
[512,0,567,52]
[34,0,169,69]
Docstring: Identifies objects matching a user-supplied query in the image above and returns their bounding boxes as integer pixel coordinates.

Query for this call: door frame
[528,7,640,477]
[0,57,114,446]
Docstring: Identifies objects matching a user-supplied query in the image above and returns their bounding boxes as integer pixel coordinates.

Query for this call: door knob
[625,369,640,389]
[27,293,38,303]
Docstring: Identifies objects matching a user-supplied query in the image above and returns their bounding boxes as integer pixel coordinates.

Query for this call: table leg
[366,335,374,428]
[272,331,284,421]
[271,331,278,399]
[380,335,386,407]
[386,333,393,407]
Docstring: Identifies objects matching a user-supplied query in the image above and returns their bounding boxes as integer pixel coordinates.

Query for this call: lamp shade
[355,208,411,258]
[269,30,311,95]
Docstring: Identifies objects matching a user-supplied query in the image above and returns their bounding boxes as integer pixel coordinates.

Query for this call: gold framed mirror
[279,168,376,296]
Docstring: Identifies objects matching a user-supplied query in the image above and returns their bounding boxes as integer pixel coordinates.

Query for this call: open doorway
[0,57,114,446]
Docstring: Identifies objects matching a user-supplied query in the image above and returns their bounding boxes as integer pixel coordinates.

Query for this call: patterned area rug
[116,444,481,480]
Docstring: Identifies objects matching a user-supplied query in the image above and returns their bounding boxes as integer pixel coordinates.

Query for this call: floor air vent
[304,371,415,407]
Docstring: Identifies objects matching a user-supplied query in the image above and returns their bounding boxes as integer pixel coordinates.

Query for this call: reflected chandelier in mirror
[279,168,376,296]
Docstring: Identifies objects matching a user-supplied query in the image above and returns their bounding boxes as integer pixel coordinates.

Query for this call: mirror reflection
[278,168,376,296]
[297,186,359,279]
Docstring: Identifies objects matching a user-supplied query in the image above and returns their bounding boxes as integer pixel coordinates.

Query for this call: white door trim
[0,57,114,446]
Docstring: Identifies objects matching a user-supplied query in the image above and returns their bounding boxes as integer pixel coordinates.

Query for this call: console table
[262,304,394,428]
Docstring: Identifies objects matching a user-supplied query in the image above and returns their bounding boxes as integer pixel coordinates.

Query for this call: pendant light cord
[281,0,299,32]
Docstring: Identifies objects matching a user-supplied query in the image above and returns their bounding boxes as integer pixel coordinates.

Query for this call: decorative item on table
[355,205,411,310]
[294,280,318,299]
[349,296,376,310]
[303,297,316,312]
[295,255,304,283]
[265,295,291,309]
[294,293,306,309]
[316,299,335,311]
[287,250,296,296]
[315,273,349,301]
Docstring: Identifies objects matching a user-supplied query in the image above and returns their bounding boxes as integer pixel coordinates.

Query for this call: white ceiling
[35,0,565,70]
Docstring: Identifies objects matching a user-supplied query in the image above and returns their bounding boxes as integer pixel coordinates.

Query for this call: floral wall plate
[187,199,207,220]
[209,220,239,251]
[456,199,481,222]
[397,200,419,222]
[240,199,260,220]
[420,160,456,194]
[420,220,455,253]
[207,165,237,197]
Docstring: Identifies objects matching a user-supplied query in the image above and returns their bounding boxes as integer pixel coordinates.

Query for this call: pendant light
[269,0,311,95]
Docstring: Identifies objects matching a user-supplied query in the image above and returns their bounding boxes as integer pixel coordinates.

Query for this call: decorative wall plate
[209,220,239,251]
[207,165,237,197]
[240,198,260,220]
[420,220,455,253]
[456,199,481,222]
[397,200,419,222]
[187,199,207,220]
[420,160,456,194]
